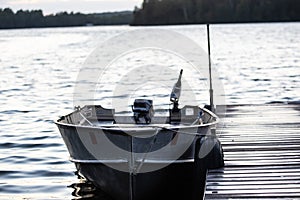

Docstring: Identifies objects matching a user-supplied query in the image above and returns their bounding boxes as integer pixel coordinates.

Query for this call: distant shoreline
[130,20,300,26]
[132,0,300,26]
[0,8,132,30]
[1,21,300,31]
[1,1,300,30]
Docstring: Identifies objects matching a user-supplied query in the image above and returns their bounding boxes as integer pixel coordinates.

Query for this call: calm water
[0,23,299,199]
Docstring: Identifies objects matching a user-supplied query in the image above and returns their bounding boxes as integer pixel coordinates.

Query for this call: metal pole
[207,24,214,113]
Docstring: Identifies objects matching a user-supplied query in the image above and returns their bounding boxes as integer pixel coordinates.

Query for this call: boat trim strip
[70,157,194,164]
[136,158,194,164]
[70,157,128,164]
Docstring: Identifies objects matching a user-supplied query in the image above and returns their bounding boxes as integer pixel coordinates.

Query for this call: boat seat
[170,105,200,124]
[83,105,115,122]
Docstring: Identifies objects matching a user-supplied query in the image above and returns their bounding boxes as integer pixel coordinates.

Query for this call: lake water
[0,23,299,199]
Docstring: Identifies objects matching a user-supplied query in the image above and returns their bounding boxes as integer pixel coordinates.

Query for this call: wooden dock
[205,104,300,199]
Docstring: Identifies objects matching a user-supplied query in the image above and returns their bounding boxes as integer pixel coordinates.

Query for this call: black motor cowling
[132,99,154,124]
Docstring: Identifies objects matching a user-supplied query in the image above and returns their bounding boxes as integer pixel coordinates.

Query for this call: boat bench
[83,105,115,123]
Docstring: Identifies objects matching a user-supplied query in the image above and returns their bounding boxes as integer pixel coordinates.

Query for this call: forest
[1,0,300,29]
[132,0,300,25]
[0,8,132,29]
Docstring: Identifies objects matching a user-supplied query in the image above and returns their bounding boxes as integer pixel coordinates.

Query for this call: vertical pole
[207,24,214,113]
[129,136,134,200]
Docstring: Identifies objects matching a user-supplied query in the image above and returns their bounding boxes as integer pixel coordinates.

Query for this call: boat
[55,25,224,200]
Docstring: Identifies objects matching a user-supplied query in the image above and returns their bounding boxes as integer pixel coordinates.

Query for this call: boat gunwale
[54,107,219,131]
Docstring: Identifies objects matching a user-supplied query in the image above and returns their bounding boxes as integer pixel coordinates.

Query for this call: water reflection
[70,172,113,200]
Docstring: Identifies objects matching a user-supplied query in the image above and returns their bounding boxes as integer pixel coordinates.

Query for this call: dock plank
[205,104,300,199]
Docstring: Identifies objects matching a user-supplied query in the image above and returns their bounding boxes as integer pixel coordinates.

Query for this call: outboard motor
[132,99,154,124]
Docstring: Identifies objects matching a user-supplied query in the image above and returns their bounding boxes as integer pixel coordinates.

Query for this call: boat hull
[56,123,210,200]
[75,161,207,200]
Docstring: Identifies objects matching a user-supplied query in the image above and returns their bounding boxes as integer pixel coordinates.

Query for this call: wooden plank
[224,156,300,161]
[206,192,300,199]
[207,184,300,190]
[206,189,300,194]
[208,168,300,174]
[207,172,300,178]
[206,176,300,182]
[206,180,300,186]
[205,104,300,199]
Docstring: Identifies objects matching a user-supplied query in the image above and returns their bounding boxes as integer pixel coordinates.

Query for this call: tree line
[0,8,132,29]
[1,0,299,29]
[132,0,300,25]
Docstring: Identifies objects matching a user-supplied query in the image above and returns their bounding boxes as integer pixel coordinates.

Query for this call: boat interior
[58,102,217,128]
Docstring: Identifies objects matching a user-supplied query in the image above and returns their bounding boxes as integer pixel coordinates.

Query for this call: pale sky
[1,0,143,14]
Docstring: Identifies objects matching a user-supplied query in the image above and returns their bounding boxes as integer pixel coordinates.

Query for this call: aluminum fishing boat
[56,70,223,200]
[56,25,224,200]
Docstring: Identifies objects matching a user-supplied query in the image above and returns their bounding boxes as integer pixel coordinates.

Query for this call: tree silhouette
[132,0,300,25]
[0,8,132,29]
